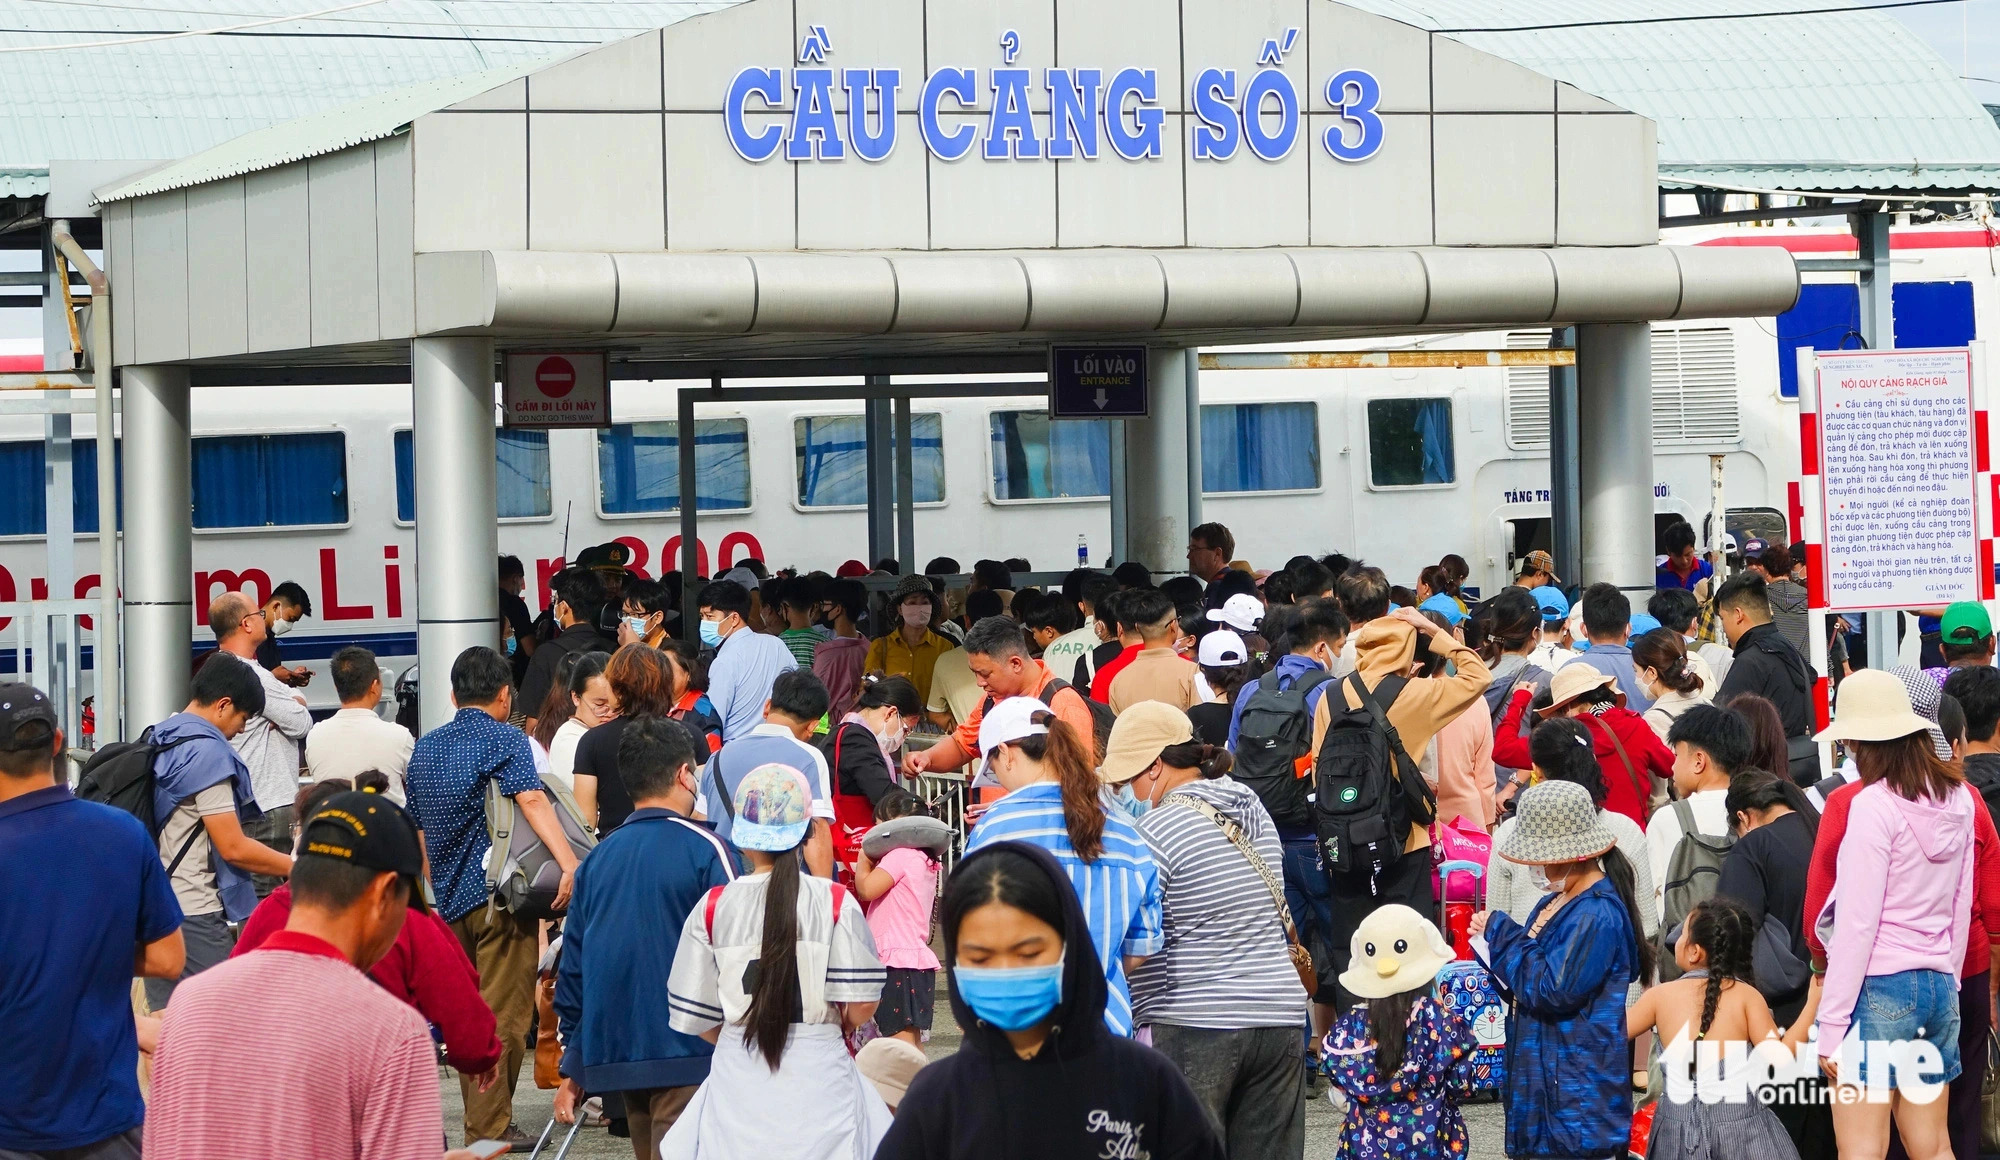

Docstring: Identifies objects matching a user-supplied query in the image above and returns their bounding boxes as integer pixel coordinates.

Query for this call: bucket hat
[1497,781,1619,866]
[1339,904,1455,999]
[1541,664,1622,716]
[1098,701,1193,784]
[1814,667,1935,746]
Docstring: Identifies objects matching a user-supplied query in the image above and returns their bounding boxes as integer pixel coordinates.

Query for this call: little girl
[1321,905,1477,1160]
[853,790,943,1046]
[1625,897,1823,1160]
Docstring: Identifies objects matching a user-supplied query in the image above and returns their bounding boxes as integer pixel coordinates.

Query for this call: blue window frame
[1200,402,1319,493]
[393,428,553,522]
[1367,398,1455,487]
[597,419,751,514]
[1776,280,1978,397]
[794,413,946,507]
[192,432,347,529]
[988,410,1111,500]
[0,439,123,536]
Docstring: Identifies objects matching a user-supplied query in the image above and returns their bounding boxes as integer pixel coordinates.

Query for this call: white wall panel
[925,0,1054,111]
[798,114,929,249]
[1309,2,1429,114]
[662,2,793,111]
[1432,37,1554,113]
[1557,113,1657,246]
[665,112,795,251]
[928,119,1055,249]
[244,165,311,353]
[309,149,380,347]
[412,112,527,253]
[1056,120,1186,247]
[530,113,667,251]
[185,179,247,359]
[1432,113,1554,245]
[375,135,416,339]
[529,30,662,111]
[131,193,190,363]
[1309,112,1431,246]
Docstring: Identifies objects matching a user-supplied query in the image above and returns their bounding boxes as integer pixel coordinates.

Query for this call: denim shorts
[1847,969,1962,1088]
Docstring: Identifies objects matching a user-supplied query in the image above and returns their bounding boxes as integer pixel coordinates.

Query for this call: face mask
[624,615,650,638]
[699,619,724,648]
[954,960,1065,1031]
[269,616,293,637]
[503,636,517,657]
[1529,865,1554,893]
[901,603,932,627]
[1116,782,1151,820]
[876,720,907,752]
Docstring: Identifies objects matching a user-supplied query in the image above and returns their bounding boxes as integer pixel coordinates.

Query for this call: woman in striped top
[1103,701,1309,1160]
[965,696,1164,1038]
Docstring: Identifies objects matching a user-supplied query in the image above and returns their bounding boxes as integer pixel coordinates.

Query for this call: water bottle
[1077,534,1089,567]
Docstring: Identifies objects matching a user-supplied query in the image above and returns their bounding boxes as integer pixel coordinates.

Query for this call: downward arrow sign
[1093,388,1108,410]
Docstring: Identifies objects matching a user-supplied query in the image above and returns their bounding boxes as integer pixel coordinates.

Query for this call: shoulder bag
[1580,713,1650,818]
[1165,792,1317,996]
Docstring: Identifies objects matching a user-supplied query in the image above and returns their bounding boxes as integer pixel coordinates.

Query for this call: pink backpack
[1433,816,1492,902]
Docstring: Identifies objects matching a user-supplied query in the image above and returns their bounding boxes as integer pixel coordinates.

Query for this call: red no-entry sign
[503,350,607,428]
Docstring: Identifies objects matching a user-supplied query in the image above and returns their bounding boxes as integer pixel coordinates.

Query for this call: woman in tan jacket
[1311,605,1491,1007]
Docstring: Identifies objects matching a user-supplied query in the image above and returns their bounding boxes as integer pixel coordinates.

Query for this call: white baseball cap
[1197,629,1249,667]
[1205,592,1264,634]
[977,695,1050,762]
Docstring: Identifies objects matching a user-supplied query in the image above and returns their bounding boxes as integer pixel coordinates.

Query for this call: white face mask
[268,616,293,637]
[900,603,932,627]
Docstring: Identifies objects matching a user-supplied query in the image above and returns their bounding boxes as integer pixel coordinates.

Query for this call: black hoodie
[875,842,1224,1160]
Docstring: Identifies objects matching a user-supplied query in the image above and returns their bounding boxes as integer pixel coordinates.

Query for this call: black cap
[299,791,430,912]
[0,682,57,751]
[573,542,633,573]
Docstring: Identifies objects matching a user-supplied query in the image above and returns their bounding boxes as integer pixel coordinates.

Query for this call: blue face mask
[502,636,517,657]
[1116,783,1151,820]
[955,960,1065,1031]
[699,619,723,648]
[624,615,650,638]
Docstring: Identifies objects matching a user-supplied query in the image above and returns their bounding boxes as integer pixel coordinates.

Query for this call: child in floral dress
[1321,905,1476,1160]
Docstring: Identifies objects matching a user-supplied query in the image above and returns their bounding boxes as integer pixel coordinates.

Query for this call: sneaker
[496,1123,533,1146]
[581,1097,606,1127]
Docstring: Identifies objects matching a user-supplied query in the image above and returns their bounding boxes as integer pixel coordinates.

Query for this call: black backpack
[1231,668,1335,829]
[76,728,204,871]
[1313,674,1435,886]
[982,678,1115,754]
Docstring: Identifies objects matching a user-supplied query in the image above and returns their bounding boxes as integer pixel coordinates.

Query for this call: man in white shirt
[207,591,311,897]
[1646,703,1744,922]
[1045,573,1112,681]
[305,646,415,802]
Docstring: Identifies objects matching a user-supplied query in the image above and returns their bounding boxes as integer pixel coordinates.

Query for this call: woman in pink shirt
[852,790,943,1046]
[1816,669,1977,1160]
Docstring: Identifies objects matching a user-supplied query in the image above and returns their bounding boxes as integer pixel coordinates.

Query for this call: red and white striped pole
[1795,348,1834,775]
[1975,341,1994,609]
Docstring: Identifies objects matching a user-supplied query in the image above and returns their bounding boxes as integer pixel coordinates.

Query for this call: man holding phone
[142,787,495,1160]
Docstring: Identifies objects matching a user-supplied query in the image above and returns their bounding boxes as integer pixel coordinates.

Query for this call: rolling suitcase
[1434,859,1506,1097]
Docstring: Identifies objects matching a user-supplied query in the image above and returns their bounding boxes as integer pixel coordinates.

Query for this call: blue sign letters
[724,28,1382,166]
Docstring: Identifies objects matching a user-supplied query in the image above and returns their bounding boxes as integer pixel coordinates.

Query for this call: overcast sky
[1892,0,2000,102]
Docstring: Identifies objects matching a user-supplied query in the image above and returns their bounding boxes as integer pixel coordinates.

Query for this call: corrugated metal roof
[1348,0,2000,194]
[0,0,735,198]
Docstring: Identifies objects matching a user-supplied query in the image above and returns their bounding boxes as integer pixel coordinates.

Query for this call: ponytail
[1600,845,1655,982]
[1632,629,1702,696]
[1157,740,1233,779]
[743,842,804,1071]
[1012,711,1105,861]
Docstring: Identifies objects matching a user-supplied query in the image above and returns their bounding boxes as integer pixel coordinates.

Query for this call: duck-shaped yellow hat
[1338,904,1454,1000]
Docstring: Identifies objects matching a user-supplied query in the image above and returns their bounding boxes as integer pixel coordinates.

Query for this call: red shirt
[234,885,501,1073]
[1804,778,2000,978]
[1090,644,1143,704]
[146,931,445,1160]
[1492,688,1672,826]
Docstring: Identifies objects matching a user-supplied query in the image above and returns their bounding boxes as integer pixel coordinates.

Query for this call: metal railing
[0,598,106,753]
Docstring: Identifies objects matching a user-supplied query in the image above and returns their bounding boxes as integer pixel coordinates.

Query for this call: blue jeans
[1281,838,1336,1004]
[1849,968,1962,1089]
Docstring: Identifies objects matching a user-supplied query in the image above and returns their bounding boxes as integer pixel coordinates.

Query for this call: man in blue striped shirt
[964,695,1163,1036]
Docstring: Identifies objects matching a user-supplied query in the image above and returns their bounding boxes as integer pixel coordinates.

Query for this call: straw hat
[1497,781,1619,866]
[1541,664,1623,716]
[1815,667,1935,745]
[1338,905,1455,1000]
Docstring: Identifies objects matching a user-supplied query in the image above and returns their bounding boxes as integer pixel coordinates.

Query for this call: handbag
[1165,793,1317,995]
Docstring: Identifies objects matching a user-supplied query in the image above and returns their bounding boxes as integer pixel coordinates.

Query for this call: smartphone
[467,1141,512,1159]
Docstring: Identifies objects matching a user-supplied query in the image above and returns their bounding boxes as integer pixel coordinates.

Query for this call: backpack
[981,678,1114,754]
[1658,798,1734,981]
[484,770,598,922]
[1231,668,1336,830]
[76,727,205,871]
[1313,674,1435,886]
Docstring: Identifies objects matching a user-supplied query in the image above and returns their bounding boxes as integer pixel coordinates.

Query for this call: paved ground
[440,1003,1509,1158]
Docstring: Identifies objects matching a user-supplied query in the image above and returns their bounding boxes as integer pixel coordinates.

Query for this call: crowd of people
[5,515,1999,1160]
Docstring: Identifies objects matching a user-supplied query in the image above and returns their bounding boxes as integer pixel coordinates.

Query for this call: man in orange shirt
[903,617,1100,778]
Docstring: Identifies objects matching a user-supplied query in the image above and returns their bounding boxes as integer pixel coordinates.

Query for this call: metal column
[1183,348,1204,534]
[121,365,192,731]
[40,230,76,723]
[679,383,703,643]
[864,377,894,567]
[1548,327,1582,590]
[893,396,916,570]
[1855,208,1896,670]
[1122,348,1195,576]
[1576,323,1655,597]
[412,337,498,733]
[1107,421,1128,568]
